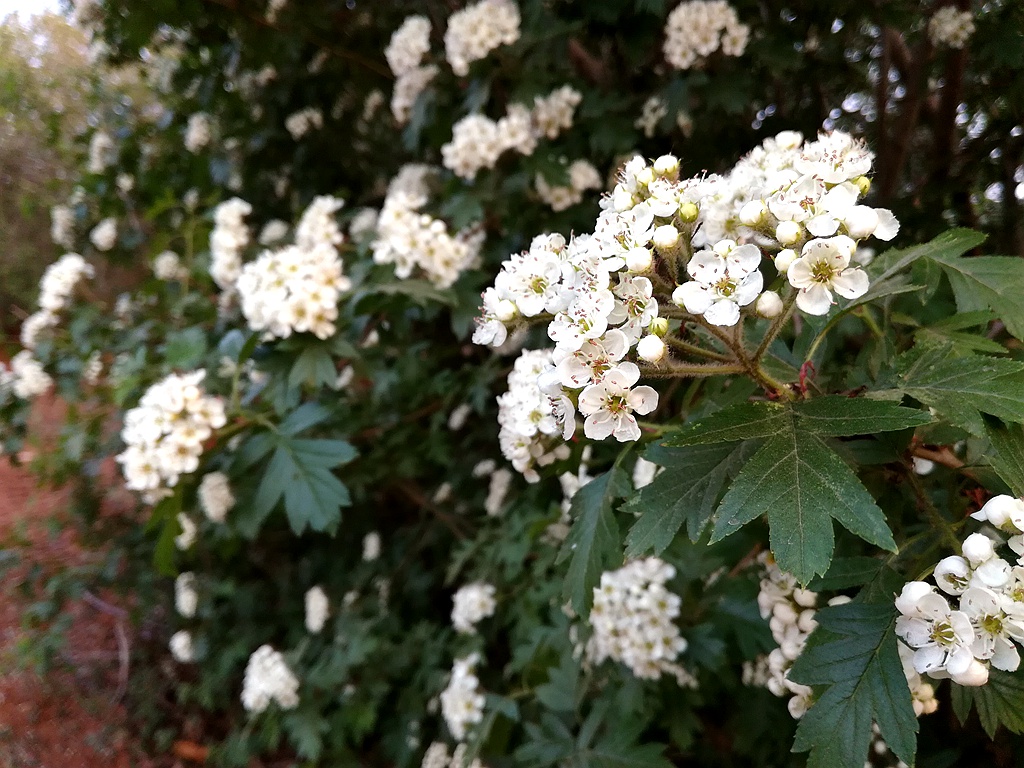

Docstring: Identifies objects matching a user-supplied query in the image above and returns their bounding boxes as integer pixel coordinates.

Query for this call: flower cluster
[928,7,975,49]
[169,630,195,663]
[535,160,603,212]
[441,86,580,180]
[198,471,234,522]
[372,166,483,288]
[750,554,818,718]
[6,351,52,399]
[440,653,485,740]
[90,217,117,251]
[116,370,227,504]
[209,198,252,290]
[587,558,690,682]
[175,571,198,617]
[305,585,329,633]
[385,16,437,124]
[663,0,749,70]
[285,107,323,140]
[391,64,439,124]
[444,0,520,77]
[20,253,95,350]
[896,495,1024,687]
[241,645,300,713]
[451,582,497,634]
[87,130,115,174]
[153,250,186,280]
[184,112,212,152]
[50,204,75,248]
[493,348,571,482]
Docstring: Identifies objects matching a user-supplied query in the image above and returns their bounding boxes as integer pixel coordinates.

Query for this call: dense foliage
[3,1,1024,766]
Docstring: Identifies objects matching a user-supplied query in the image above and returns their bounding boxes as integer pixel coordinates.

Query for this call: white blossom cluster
[285,107,324,140]
[444,0,520,77]
[895,495,1024,687]
[420,742,484,768]
[928,7,975,49]
[116,370,227,504]
[175,571,198,618]
[440,653,485,740]
[153,250,186,281]
[536,160,603,212]
[587,557,690,682]
[50,204,75,249]
[372,167,483,288]
[184,112,212,153]
[385,15,432,77]
[90,217,118,251]
[494,348,571,482]
[241,644,300,713]
[635,96,668,138]
[305,585,329,633]
[209,198,252,290]
[20,253,95,350]
[451,582,497,634]
[484,467,512,517]
[296,195,345,250]
[750,553,819,718]
[169,630,195,663]
[663,0,749,70]
[363,531,381,561]
[5,351,52,400]
[87,130,115,174]
[391,63,439,124]
[198,471,235,522]
[441,87,580,180]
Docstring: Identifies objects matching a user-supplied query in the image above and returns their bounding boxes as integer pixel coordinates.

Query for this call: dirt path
[0,456,157,768]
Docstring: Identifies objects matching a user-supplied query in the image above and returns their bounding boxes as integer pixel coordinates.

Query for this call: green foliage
[951,667,1024,738]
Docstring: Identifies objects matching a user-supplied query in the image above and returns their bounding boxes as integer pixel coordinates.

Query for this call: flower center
[981,614,1005,636]
[810,260,837,285]
[930,619,957,647]
[715,277,737,297]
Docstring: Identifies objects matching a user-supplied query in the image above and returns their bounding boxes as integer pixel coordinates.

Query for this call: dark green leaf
[870,228,986,284]
[288,345,337,390]
[558,465,629,615]
[624,443,747,555]
[164,327,207,369]
[987,422,1024,498]
[928,245,1024,340]
[950,666,1024,737]
[790,602,917,768]
[663,402,787,446]
[792,396,931,436]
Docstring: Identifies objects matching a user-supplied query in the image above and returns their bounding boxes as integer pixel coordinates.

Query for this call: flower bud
[971,494,1024,531]
[636,167,655,187]
[625,247,653,273]
[854,175,871,196]
[832,234,857,258]
[678,202,699,222]
[652,224,680,251]
[739,200,767,227]
[495,299,518,323]
[951,659,989,687]
[775,220,802,245]
[636,334,667,363]
[649,317,669,337]
[653,154,679,179]
[962,532,996,566]
[895,581,934,615]
[612,188,634,212]
[756,290,784,318]
[774,248,798,272]
[776,130,803,150]
[934,556,970,595]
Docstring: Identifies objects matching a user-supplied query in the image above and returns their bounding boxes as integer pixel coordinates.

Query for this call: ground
[0,449,157,767]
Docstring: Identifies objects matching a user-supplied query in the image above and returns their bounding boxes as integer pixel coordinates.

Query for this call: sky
[2,0,63,21]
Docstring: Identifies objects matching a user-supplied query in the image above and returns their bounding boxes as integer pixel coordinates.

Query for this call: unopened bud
[649,317,669,337]
[653,154,679,180]
[625,247,653,273]
[612,188,634,212]
[756,290,783,318]
[776,130,803,150]
[774,248,797,272]
[636,335,667,363]
[678,202,699,222]
[495,299,518,323]
[739,200,767,227]
[712,239,736,257]
[775,220,802,245]
[853,175,871,196]
[636,167,655,187]
[653,224,680,251]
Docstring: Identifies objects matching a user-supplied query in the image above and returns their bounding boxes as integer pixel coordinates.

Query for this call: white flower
[451,582,497,634]
[285,107,323,140]
[169,630,195,663]
[175,572,198,618]
[972,495,1024,535]
[241,644,300,712]
[787,236,868,315]
[385,16,432,77]
[673,242,763,326]
[363,531,381,562]
[440,653,485,740]
[636,334,667,363]
[578,362,658,442]
[175,513,197,550]
[895,582,978,684]
[444,0,520,76]
[198,471,234,523]
[485,468,512,516]
[184,112,212,153]
[209,198,252,291]
[960,587,1023,672]
[929,7,974,49]
[89,217,118,251]
[10,351,52,399]
[153,250,184,280]
[663,0,749,70]
[304,586,329,633]
[50,204,75,248]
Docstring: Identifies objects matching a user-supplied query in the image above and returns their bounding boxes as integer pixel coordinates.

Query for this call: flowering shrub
[6,1,1024,767]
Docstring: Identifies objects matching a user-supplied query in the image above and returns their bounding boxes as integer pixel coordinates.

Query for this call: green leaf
[663,402,787,446]
[896,344,1024,436]
[558,465,629,615]
[624,443,747,555]
[927,241,1024,340]
[366,280,456,307]
[279,402,332,436]
[950,666,1024,737]
[789,603,917,768]
[283,708,326,761]
[711,412,895,583]
[288,345,337,390]
[988,422,1024,497]
[870,228,986,284]
[791,396,931,436]
[164,327,208,369]
[808,556,883,592]
[535,654,580,713]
